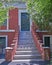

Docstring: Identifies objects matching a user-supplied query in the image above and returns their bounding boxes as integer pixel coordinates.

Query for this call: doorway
[21,13,30,31]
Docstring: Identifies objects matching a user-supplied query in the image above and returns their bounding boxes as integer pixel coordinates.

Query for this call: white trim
[7,11,9,30]
[0,30,15,32]
[36,30,48,32]
[18,9,32,31]
[43,47,50,48]
[0,35,8,47]
[5,47,13,49]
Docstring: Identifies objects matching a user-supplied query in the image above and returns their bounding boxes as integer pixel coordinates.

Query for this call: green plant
[23,0,52,31]
[0,0,14,26]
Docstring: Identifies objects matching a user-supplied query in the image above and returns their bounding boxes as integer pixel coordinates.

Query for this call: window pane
[44,37,50,47]
[0,37,6,48]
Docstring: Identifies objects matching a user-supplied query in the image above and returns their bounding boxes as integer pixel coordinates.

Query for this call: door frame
[0,35,8,47]
[18,9,32,31]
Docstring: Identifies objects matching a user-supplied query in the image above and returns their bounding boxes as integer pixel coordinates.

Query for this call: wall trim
[7,11,9,30]
[0,30,15,32]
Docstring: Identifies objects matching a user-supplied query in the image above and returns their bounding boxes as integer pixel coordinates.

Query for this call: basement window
[0,37,6,54]
[44,37,50,47]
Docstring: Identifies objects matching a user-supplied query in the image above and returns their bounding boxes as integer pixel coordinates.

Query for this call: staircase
[13,31,43,62]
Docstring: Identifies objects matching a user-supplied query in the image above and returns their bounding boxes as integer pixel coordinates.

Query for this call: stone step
[18,46,36,48]
[17,46,36,48]
[19,34,32,36]
[19,33,32,35]
[19,40,34,44]
[18,42,34,45]
[19,35,33,37]
[19,31,31,33]
[19,39,33,42]
[18,44,36,47]
[19,38,33,40]
[17,47,37,51]
[12,59,44,62]
[14,55,41,59]
[15,51,40,55]
[19,32,32,35]
[18,43,35,44]
[16,50,38,52]
[18,43,35,45]
[19,38,34,40]
[18,46,36,50]
[14,31,43,63]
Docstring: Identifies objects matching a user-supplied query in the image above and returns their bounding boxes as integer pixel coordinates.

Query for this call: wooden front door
[21,13,30,31]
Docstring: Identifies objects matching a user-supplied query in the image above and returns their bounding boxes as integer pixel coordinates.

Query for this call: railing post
[11,44,15,55]
[5,47,13,61]
[42,47,50,60]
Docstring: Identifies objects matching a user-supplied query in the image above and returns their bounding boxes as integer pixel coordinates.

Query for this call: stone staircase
[13,31,43,62]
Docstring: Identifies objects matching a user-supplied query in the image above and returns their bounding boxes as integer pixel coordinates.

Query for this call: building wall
[0,32,15,46]
[0,8,18,47]
[9,8,18,32]
[37,32,52,40]
[37,32,52,52]
[0,26,7,30]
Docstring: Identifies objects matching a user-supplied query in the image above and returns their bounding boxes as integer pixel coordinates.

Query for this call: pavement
[0,49,50,65]
[0,58,50,65]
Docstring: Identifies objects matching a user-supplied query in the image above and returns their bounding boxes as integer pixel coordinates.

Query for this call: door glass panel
[21,13,30,31]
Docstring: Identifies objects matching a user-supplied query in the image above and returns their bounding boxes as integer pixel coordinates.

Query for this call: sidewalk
[0,58,50,65]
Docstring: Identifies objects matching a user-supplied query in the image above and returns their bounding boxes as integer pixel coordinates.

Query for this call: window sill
[0,30,15,32]
[43,47,50,48]
[36,30,48,32]
[5,47,13,49]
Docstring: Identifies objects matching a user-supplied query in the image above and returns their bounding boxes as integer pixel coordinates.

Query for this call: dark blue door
[21,13,30,31]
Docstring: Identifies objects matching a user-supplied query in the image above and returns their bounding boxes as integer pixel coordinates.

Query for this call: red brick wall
[0,8,19,46]
[9,8,18,32]
[0,26,7,30]
[37,32,52,40]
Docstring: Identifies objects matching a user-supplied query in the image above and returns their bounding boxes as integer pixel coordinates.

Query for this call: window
[44,37,50,47]
[0,37,6,54]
